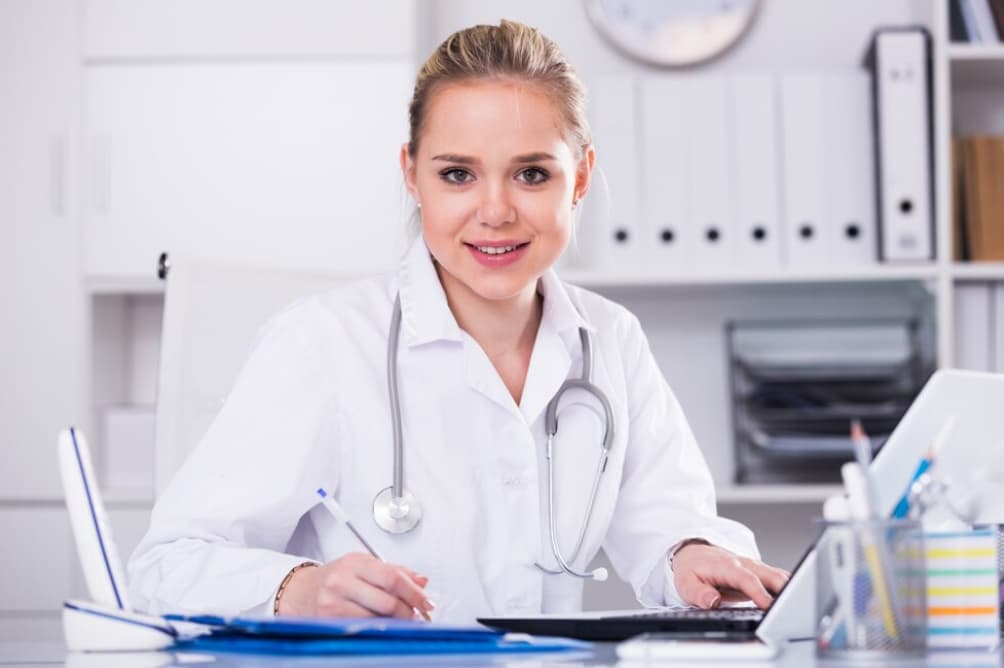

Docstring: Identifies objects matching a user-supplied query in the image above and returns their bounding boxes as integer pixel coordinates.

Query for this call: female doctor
[128,20,789,622]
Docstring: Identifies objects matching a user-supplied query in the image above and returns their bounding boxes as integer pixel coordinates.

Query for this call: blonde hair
[407,19,591,158]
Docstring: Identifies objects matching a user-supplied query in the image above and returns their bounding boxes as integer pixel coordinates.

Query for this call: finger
[358,561,433,615]
[675,572,722,609]
[744,560,790,596]
[716,566,774,610]
[401,567,429,588]
[345,579,417,619]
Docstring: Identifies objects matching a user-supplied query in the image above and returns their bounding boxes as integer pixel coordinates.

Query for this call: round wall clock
[584,0,762,67]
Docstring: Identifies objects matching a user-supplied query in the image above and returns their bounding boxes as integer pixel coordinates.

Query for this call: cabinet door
[0,507,77,612]
[84,62,413,279]
[2,0,86,500]
[84,0,416,59]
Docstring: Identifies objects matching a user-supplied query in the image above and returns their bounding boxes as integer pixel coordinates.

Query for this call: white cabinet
[0,507,78,612]
[2,0,86,500]
[84,0,416,59]
[0,505,151,615]
[84,61,414,279]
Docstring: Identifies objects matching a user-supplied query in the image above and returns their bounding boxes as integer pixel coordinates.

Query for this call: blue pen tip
[316,488,327,498]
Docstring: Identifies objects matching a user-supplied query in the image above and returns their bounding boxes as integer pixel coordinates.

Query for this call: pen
[891,415,955,519]
[850,419,879,519]
[316,488,432,621]
[842,462,900,641]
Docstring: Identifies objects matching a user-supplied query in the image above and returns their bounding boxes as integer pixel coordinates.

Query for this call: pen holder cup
[815,519,927,659]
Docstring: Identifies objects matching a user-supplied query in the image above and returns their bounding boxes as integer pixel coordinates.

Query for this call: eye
[440,168,473,185]
[517,167,549,185]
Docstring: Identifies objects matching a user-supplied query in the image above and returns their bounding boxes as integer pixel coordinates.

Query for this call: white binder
[953,283,992,371]
[822,73,877,266]
[780,73,827,267]
[730,74,781,270]
[994,284,1004,373]
[580,76,642,271]
[865,28,934,262]
[685,76,733,271]
[640,77,692,272]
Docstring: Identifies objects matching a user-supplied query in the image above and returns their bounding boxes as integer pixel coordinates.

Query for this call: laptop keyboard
[617,608,764,622]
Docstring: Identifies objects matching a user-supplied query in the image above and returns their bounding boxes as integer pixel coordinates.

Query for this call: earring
[416,202,422,209]
[572,198,579,209]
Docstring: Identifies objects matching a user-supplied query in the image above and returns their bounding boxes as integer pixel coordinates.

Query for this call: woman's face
[401,80,593,306]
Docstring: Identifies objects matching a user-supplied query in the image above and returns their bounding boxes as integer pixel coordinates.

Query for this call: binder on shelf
[685,76,733,271]
[949,0,974,42]
[952,137,967,261]
[991,0,1004,39]
[863,27,935,263]
[953,284,993,372]
[994,284,1004,373]
[780,73,828,267]
[967,0,1002,42]
[730,74,781,270]
[640,77,692,272]
[961,136,1004,261]
[580,76,642,271]
[822,73,878,267]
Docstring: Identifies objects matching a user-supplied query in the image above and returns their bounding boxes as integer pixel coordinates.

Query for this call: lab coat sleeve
[127,303,341,616]
[601,313,760,607]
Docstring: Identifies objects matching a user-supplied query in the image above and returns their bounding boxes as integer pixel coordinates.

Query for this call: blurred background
[4,0,1004,641]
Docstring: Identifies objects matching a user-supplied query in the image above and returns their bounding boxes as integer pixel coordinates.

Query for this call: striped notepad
[925,529,1001,649]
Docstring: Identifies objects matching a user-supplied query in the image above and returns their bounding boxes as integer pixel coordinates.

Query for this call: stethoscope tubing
[378,294,614,581]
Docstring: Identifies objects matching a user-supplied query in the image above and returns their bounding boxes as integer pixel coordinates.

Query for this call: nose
[476,184,515,228]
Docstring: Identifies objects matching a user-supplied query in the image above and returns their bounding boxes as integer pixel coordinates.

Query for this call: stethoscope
[373,294,614,581]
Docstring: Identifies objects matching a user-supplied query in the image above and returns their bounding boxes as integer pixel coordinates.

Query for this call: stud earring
[416,201,422,209]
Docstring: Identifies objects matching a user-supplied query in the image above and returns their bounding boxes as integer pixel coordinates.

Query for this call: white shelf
[717,484,840,504]
[86,275,165,295]
[948,44,1004,87]
[560,265,939,288]
[952,262,1004,281]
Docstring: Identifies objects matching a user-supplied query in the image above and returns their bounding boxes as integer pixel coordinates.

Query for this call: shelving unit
[561,265,940,289]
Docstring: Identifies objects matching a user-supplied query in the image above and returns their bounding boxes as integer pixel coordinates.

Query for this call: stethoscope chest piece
[373,486,423,534]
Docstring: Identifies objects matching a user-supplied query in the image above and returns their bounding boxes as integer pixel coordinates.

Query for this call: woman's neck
[435,264,542,376]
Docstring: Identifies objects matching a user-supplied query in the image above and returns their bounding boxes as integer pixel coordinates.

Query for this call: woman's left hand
[671,543,790,610]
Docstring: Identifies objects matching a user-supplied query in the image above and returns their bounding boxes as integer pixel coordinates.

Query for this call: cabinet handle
[49,135,67,217]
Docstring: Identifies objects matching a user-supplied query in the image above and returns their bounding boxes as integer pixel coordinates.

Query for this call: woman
[129,20,788,622]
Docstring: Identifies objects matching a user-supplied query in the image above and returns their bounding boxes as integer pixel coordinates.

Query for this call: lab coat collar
[396,235,596,348]
[397,235,464,347]
[537,268,597,340]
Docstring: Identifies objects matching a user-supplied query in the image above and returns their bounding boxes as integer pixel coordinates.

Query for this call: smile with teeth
[470,243,527,255]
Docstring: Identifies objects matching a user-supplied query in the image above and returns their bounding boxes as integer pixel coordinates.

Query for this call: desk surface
[2,640,1002,668]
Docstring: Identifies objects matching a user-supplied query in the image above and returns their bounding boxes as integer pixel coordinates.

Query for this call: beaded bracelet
[273,561,319,616]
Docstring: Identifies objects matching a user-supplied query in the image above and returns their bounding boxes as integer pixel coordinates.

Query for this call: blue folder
[162,614,588,655]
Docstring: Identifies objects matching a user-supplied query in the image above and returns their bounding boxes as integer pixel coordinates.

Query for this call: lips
[464,241,530,268]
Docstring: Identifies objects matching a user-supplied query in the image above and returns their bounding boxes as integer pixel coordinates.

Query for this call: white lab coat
[128,235,759,622]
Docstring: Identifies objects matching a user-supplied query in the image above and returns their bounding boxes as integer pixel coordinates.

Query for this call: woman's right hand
[276,552,433,619]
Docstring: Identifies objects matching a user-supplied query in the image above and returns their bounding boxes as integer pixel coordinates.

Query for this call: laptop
[480,370,1004,643]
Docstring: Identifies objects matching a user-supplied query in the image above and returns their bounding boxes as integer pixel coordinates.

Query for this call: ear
[400,143,419,200]
[573,144,596,203]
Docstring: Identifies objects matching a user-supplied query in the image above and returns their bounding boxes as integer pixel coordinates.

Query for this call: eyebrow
[430,152,558,165]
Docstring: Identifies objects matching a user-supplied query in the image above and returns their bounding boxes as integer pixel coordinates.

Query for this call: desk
[2,640,1002,667]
